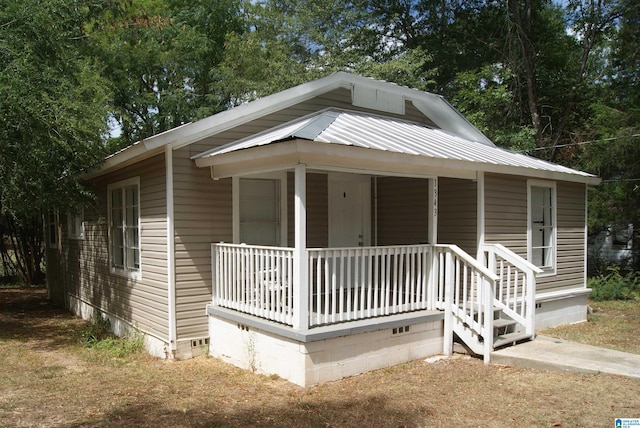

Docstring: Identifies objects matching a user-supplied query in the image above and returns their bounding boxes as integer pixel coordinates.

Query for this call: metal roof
[193,109,597,182]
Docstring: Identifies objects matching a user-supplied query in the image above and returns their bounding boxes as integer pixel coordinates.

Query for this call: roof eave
[195,139,600,185]
[86,72,496,178]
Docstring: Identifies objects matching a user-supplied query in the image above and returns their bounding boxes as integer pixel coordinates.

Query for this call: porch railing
[480,243,543,337]
[212,243,294,325]
[211,242,539,360]
[307,245,433,327]
[431,245,499,359]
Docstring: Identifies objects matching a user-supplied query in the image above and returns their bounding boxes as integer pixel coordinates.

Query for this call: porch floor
[207,304,443,343]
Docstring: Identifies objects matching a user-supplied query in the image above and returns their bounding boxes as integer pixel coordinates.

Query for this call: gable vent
[352,85,405,115]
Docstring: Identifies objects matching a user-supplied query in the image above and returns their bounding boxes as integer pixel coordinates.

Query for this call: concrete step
[493,331,531,349]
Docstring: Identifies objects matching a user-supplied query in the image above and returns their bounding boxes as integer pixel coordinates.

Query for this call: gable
[86,72,598,186]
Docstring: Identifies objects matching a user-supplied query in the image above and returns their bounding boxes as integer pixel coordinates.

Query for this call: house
[46,72,600,386]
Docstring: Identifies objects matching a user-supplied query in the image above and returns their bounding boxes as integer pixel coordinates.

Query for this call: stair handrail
[481,243,543,275]
[480,243,543,339]
[437,245,498,361]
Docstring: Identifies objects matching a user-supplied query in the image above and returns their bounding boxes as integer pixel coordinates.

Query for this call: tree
[0,0,110,283]
[88,0,243,147]
[578,0,640,271]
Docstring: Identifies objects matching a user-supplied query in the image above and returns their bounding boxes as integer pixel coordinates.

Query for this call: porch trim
[535,287,591,303]
[207,305,443,343]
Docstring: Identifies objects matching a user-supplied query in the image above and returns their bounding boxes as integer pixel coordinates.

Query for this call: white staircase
[438,244,543,362]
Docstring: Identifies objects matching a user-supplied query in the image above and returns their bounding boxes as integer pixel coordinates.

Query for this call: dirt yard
[1,288,639,427]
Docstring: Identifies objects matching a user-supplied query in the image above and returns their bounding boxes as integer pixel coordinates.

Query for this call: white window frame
[67,208,84,240]
[232,172,288,246]
[527,180,557,276]
[107,177,141,279]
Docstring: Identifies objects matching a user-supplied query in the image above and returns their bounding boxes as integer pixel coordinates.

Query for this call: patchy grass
[1,288,639,427]
[540,300,640,355]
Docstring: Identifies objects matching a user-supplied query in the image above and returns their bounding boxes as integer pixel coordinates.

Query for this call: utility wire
[518,133,640,153]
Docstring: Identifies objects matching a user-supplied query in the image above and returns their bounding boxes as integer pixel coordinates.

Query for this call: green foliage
[79,312,144,358]
[0,0,110,218]
[588,266,640,301]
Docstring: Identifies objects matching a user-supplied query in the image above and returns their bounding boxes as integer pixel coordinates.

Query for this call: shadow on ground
[0,287,83,351]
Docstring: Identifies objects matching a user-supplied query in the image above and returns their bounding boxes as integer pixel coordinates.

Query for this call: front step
[492,318,517,330]
[493,331,531,349]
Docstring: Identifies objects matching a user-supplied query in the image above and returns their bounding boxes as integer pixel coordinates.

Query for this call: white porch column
[476,171,486,262]
[428,177,438,244]
[293,163,309,330]
[427,178,438,309]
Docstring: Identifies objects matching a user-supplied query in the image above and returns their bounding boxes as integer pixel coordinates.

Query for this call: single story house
[46,72,600,386]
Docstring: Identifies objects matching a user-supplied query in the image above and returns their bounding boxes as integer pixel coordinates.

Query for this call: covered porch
[194,109,542,385]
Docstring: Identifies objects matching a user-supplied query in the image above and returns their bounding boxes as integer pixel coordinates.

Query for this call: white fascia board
[198,139,601,185]
[144,71,489,152]
[89,71,493,177]
[145,73,355,152]
[80,144,164,180]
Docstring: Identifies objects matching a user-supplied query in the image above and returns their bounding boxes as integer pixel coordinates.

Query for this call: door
[328,173,371,247]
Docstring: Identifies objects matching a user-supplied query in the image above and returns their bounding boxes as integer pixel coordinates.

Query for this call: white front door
[328,173,371,247]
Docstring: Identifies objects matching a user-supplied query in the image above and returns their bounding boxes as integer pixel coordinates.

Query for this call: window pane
[111,189,122,208]
[125,186,137,207]
[111,226,124,268]
[127,247,139,270]
[110,181,140,273]
[126,206,137,227]
[530,185,554,271]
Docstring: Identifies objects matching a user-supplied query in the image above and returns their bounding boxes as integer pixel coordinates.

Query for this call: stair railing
[435,245,499,361]
[480,244,543,338]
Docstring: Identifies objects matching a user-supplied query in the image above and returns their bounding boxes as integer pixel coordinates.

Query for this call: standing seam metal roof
[193,109,596,180]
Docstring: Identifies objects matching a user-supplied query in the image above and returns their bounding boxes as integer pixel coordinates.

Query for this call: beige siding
[484,174,528,256]
[376,177,430,245]
[287,172,328,248]
[537,181,587,292]
[62,154,169,340]
[438,178,477,255]
[173,147,232,339]
[484,174,587,294]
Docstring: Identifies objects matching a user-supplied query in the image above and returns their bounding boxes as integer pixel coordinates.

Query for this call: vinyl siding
[287,172,329,248]
[484,174,528,256]
[438,178,477,255]
[537,181,587,292]
[484,174,587,294]
[172,147,232,339]
[375,177,430,245]
[62,153,169,340]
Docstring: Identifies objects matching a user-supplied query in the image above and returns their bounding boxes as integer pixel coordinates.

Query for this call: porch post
[428,177,438,244]
[293,163,309,330]
[427,178,438,309]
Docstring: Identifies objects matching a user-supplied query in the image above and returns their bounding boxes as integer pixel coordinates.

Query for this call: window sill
[110,267,141,281]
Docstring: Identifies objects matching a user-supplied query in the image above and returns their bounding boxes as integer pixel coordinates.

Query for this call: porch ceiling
[192,109,600,184]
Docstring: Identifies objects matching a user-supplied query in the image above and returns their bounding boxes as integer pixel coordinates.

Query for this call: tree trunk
[507,0,544,148]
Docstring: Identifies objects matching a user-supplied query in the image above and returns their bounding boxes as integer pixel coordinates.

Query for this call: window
[528,181,556,274]
[47,211,57,248]
[67,209,84,240]
[108,178,140,277]
[239,178,281,246]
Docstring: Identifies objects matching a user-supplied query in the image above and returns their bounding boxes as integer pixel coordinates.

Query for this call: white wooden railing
[212,244,294,325]
[432,245,499,359]
[211,242,539,361]
[307,245,433,327]
[480,243,543,337]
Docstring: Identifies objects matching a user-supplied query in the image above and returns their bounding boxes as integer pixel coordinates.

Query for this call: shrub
[588,266,640,301]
